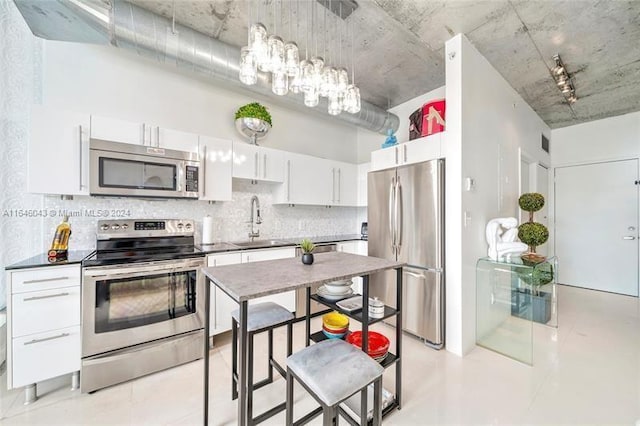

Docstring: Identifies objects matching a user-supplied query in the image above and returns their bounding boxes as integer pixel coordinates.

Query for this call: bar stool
[286,339,384,426]
[231,302,294,424]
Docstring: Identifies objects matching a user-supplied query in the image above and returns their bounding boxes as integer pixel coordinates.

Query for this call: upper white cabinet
[370,133,443,171]
[91,115,199,152]
[276,153,359,207]
[357,163,370,207]
[232,142,285,183]
[199,136,233,201]
[29,106,90,196]
[90,115,148,146]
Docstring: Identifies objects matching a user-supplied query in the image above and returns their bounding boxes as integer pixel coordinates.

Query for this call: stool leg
[247,332,254,423]
[232,318,238,400]
[373,378,382,426]
[286,368,294,426]
[267,329,274,383]
[287,322,293,356]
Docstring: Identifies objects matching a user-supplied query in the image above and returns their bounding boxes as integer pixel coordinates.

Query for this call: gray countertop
[5,250,96,270]
[196,234,365,254]
[201,251,404,302]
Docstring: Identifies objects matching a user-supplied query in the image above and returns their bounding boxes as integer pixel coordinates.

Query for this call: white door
[535,164,549,256]
[555,160,638,296]
[232,142,260,180]
[207,252,242,336]
[199,136,232,201]
[90,115,147,145]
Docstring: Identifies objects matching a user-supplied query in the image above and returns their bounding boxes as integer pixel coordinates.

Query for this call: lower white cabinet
[207,247,296,336]
[6,265,82,390]
[337,241,369,293]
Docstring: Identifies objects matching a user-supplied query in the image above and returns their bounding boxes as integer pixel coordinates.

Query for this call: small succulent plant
[235,102,272,127]
[300,238,315,254]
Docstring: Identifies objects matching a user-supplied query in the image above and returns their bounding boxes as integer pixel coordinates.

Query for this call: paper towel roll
[202,216,215,245]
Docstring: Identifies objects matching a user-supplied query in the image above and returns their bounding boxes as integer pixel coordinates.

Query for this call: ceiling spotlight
[551,54,577,104]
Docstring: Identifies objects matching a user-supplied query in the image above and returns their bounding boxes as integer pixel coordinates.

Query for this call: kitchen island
[201,251,405,425]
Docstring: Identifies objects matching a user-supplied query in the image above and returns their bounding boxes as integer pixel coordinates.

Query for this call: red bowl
[345,331,390,357]
[322,324,348,335]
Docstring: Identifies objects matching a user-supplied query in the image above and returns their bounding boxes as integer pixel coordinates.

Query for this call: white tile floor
[1,284,639,425]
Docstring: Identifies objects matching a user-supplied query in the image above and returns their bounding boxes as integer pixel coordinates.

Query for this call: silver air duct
[14,0,399,134]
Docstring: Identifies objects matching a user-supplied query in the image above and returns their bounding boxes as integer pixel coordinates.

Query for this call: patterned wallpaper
[0,2,362,309]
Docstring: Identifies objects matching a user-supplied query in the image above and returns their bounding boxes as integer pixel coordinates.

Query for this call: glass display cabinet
[476,256,558,365]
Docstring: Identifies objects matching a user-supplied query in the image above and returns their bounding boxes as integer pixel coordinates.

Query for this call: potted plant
[517,193,549,261]
[300,239,315,265]
[234,102,272,145]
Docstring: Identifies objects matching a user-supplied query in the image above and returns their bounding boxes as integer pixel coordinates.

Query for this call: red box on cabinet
[408,98,446,140]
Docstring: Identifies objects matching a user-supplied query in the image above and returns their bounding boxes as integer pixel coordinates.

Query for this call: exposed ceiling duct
[14,0,399,135]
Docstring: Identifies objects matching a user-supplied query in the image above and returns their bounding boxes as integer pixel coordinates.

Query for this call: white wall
[551,111,640,166]
[445,34,551,356]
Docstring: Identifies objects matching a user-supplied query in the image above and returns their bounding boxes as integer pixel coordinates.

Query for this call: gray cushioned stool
[286,339,385,426]
[231,302,294,425]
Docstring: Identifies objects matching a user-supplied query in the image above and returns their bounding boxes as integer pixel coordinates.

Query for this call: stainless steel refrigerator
[368,158,445,349]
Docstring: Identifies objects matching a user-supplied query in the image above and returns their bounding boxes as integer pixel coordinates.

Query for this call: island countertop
[201,251,405,302]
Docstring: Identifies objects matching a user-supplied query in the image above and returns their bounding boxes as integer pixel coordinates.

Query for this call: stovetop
[82,246,204,267]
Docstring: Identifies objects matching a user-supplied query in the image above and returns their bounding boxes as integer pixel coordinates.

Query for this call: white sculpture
[486,217,528,261]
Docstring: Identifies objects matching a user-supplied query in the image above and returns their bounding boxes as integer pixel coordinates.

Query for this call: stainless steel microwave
[90,139,199,199]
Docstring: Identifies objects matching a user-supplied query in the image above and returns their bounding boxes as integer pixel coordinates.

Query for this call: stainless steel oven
[81,219,204,393]
[89,139,199,199]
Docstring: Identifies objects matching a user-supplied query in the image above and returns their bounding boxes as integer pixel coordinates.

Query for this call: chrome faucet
[248,195,262,240]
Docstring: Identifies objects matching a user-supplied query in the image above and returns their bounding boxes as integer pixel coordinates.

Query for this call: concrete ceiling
[127,0,640,129]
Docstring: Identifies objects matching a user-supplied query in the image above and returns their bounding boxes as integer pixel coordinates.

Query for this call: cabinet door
[200,136,233,201]
[232,142,260,180]
[357,162,370,207]
[242,248,296,312]
[207,252,242,336]
[403,133,442,165]
[156,127,199,152]
[12,325,80,388]
[371,145,400,171]
[12,286,80,337]
[332,162,358,206]
[90,115,147,145]
[285,153,333,205]
[260,147,285,183]
[28,106,90,196]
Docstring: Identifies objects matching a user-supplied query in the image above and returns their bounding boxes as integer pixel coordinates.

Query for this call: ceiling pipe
[14,0,399,135]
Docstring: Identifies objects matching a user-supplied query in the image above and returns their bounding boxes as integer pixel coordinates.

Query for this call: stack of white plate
[317,279,353,301]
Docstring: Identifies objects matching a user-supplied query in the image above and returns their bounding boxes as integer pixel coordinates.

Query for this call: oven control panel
[97,219,194,239]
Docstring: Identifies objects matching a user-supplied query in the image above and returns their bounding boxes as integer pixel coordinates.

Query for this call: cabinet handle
[23,276,69,284]
[263,154,267,179]
[337,168,341,203]
[24,292,70,302]
[202,145,207,197]
[78,125,84,190]
[156,126,160,147]
[141,123,146,145]
[254,152,259,178]
[395,147,399,165]
[287,160,291,201]
[213,259,217,267]
[403,145,407,163]
[332,168,336,203]
[24,333,70,346]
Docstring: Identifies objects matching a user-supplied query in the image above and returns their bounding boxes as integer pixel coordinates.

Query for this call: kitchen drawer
[12,325,80,388]
[12,286,81,337]
[11,265,81,294]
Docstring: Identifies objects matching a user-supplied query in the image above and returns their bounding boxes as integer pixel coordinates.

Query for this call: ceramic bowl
[323,279,352,294]
[322,311,349,330]
[345,331,390,358]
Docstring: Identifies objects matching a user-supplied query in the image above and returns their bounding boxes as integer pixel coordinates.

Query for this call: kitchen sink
[230,239,292,249]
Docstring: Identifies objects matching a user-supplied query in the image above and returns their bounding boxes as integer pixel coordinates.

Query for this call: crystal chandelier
[239,0,361,115]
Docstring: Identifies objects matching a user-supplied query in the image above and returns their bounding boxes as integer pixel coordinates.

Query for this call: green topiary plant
[235,102,272,127]
[518,192,549,258]
[518,193,545,222]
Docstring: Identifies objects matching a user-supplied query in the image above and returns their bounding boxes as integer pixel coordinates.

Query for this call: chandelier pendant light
[240,0,361,113]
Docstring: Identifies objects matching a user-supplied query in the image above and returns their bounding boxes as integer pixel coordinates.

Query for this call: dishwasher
[294,243,337,318]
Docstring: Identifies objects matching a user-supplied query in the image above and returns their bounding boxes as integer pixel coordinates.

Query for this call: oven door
[82,258,204,357]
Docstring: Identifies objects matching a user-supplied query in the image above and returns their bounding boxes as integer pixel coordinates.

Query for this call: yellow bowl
[322,311,349,330]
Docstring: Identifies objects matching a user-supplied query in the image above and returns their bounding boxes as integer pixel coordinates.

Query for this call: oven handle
[84,258,204,278]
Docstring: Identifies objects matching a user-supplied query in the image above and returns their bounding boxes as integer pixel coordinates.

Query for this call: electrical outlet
[464,211,472,227]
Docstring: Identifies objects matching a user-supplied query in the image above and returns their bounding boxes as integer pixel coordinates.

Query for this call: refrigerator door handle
[405,270,425,279]
[395,177,402,253]
[389,177,396,254]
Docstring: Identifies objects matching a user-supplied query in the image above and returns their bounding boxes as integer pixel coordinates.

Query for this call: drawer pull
[24,333,70,346]
[24,292,70,302]
[23,276,70,284]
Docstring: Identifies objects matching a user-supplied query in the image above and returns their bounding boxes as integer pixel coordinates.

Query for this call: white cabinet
[232,142,284,183]
[206,247,296,336]
[277,153,332,205]
[6,265,81,390]
[337,240,369,293]
[207,252,243,336]
[90,115,148,146]
[91,115,199,152]
[370,133,443,171]
[28,106,90,196]
[199,136,233,201]
[330,162,358,206]
[357,162,370,207]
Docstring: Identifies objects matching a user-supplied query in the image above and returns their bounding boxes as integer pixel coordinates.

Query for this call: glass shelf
[476,256,558,365]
